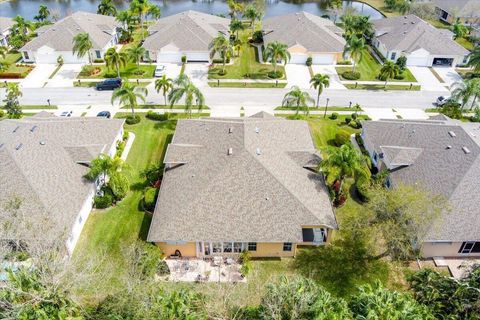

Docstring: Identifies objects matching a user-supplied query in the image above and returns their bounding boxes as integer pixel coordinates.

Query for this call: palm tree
[130,0,160,39]
[72,33,93,65]
[168,74,205,118]
[12,16,33,35]
[243,5,262,35]
[343,35,365,73]
[354,15,373,38]
[450,18,468,39]
[97,0,117,16]
[263,41,290,77]
[111,81,148,116]
[227,0,244,19]
[147,4,161,21]
[104,47,128,78]
[229,19,244,39]
[125,46,145,70]
[379,61,399,88]
[34,5,50,22]
[209,34,234,75]
[451,79,480,110]
[116,10,134,31]
[310,73,330,108]
[155,75,173,106]
[282,86,315,116]
[467,45,480,72]
[84,154,125,184]
[320,144,370,197]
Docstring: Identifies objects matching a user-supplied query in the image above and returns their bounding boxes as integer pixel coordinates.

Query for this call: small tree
[34,5,50,22]
[229,19,244,39]
[104,47,128,78]
[263,41,290,78]
[395,55,407,72]
[282,86,315,116]
[243,5,262,35]
[168,74,205,118]
[97,0,117,16]
[155,75,173,106]
[379,60,399,87]
[112,81,148,116]
[310,73,330,108]
[72,32,93,65]
[343,35,365,73]
[3,83,23,119]
[125,45,146,72]
[209,34,233,75]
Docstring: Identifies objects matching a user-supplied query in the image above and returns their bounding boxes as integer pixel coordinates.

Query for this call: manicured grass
[19,105,57,109]
[73,81,150,87]
[456,37,475,51]
[78,63,156,79]
[121,104,210,110]
[307,116,363,148]
[0,52,34,78]
[345,84,421,91]
[426,18,450,29]
[336,49,417,82]
[208,81,287,88]
[275,106,362,111]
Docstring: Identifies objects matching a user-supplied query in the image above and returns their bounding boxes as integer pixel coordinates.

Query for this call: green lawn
[208,81,287,88]
[275,106,361,111]
[121,104,210,110]
[345,84,421,91]
[78,63,156,79]
[456,37,475,51]
[0,52,34,78]
[336,49,417,82]
[73,80,151,87]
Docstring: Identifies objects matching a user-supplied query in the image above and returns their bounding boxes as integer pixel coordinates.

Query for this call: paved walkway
[432,67,462,87]
[46,64,83,88]
[286,64,311,88]
[311,65,346,90]
[21,64,57,88]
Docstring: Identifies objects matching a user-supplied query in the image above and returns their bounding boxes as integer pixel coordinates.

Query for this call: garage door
[289,53,308,64]
[157,52,183,63]
[433,57,454,66]
[36,51,86,64]
[312,54,335,65]
[407,56,430,66]
[186,52,209,62]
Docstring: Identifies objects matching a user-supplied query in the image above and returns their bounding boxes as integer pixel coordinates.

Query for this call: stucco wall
[157,242,197,257]
[422,242,480,258]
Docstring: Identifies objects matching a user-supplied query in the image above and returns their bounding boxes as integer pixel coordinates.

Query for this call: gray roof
[362,119,480,242]
[0,17,14,33]
[21,11,119,51]
[142,11,230,52]
[373,14,469,55]
[0,115,124,243]
[147,114,337,243]
[432,0,480,18]
[263,12,346,53]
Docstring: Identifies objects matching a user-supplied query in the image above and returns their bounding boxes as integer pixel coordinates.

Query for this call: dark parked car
[96,111,111,118]
[95,78,122,91]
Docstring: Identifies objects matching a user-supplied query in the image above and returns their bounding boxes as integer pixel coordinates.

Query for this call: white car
[154,65,166,77]
[436,95,451,106]
[60,111,73,117]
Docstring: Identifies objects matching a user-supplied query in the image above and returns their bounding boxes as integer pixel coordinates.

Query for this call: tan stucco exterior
[157,242,197,257]
[421,242,480,258]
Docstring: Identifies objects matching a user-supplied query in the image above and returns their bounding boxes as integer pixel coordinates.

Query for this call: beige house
[0,17,14,47]
[147,112,337,258]
[262,12,346,65]
[361,117,480,258]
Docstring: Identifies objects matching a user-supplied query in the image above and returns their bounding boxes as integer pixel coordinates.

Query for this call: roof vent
[462,146,471,154]
[255,127,260,133]
[0,143,4,149]
[448,131,456,137]
[40,141,46,145]
[30,125,38,132]
[256,148,261,155]
[446,145,452,149]
[228,127,233,133]
[15,143,23,150]
[228,148,233,155]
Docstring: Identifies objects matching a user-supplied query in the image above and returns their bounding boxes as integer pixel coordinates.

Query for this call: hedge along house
[142,10,230,63]
[0,113,124,255]
[361,118,480,259]
[147,112,337,258]
[262,12,346,65]
[371,15,469,67]
[20,11,120,64]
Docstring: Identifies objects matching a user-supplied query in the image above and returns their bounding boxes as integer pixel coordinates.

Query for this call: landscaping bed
[74,81,150,87]
[78,63,156,79]
[0,53,34,79]
[345,84,421,91]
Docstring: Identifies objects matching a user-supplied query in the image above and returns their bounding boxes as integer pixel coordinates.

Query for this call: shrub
[329,112,338,120]
[471,108,480,122]
[57,55,64,65]
[342,71,360,80]
[94,188,114,209]
[125,114,141,125]
[0,110,4,118]
[335,130,351,146]
[306,57,312,66]
[345,117,352,124]
[356,176,371,202]
[351,112,358,120]
[135,242,169,278]
[350,120,361,129]
[181,55,187,64]
[109,173,129,200]
[440,101,462,119]
[267,70,283,79]
[395,56,407,71]
[94,58,104,63]
[394,73,405,80]
[212,57,231,64]
[239,251,252,277]
[337,60,352,65]
[143,187,158,211]
[252,30,263,43]
[79,65,101,77]
[116,140,126,157]
[146,111,168,121]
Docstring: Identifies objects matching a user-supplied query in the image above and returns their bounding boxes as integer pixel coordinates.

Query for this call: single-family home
[371,14,469,67]
[361,118,480,258]
[0,113,125,254]
[20,11,120,64]
[262,12,346,65]
[430,0,480,25]
[147,112,337,258]
[0,17,14,47]
[142,10,230,63]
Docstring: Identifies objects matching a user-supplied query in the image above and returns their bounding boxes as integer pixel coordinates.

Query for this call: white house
[372,15,469,67]
[0,17,14,47]
[20,11,120,64]
[0,112,125,255]
[142,11,230,63]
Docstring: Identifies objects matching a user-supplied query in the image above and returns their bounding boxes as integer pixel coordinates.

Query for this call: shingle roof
[372,14,469,55]
[362,119,480,241]
[21,11,119,51]
[142,11,230,52]
[0,17,14,33]
[262,12,346,53]
[432,0,480,18]
[0,115,124,244]
[147,114,337,243]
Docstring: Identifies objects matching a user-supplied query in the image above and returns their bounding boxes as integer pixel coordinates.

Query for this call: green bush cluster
[116,140,126,158]
[267,70,283,79]
[337,60,352,65]
[94,188,114,209]
[394,73,405,80]
[239,251,252,277]
[440,101,462,119]
[143,187,158,211]
[0,110,4,118]
[355,176,371,201]
[94,58,105,63]
[329,112,338,120]
[125,114,141,125]
[146,111,168,121]
[306,57,312,67]
[252,30,263,43]
[335,130,351,146]
[342,71,360,80]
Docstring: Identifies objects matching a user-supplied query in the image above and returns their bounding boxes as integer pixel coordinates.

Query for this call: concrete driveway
[22,64,58,88]
[409,66,448,92]
[311,65,347,90]
[285,64,311,89]
[184,63,209,87]
[364,107,429,120]
[46,64,83,88]
[432,67,463,87]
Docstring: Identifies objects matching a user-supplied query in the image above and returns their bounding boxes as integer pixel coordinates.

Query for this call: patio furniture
[213,256,222,266]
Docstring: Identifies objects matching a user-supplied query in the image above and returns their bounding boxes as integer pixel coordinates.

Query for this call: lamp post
[324,98,329,119]
[349,101,352,108]
[47,99,51,107]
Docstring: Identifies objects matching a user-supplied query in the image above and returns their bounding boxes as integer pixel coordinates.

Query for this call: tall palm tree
[340,14,355,39]
[467,46,480,72]
[155,75,173,106]
[168,74,205,118]
[116,10,134,32]
[354,15,373,38]
[147,4,161,21]
[263,41,290,76]
[227,0,244,19]
[125,46,145,70]
[450,18,468,39]
[130,0,159,39]
[282,86,315,116]
[320,144,370,197]
[97,0,117,16]
[379,60,399,88]
[104,47,128,78]
[209,34,234,75]
[229,19,244,39]
[72,33,93,65]
[243,5,262,35]
[468,78,480,110]
[451,79,480,110]
[34,5,50,22]
[310,73,330,108]
[112,81,148,116]
[343,35,365,73]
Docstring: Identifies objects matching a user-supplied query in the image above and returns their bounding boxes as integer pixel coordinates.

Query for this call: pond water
[0,0,384,20]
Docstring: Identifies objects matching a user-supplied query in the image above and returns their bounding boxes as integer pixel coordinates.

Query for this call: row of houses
[0,9,471,67]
